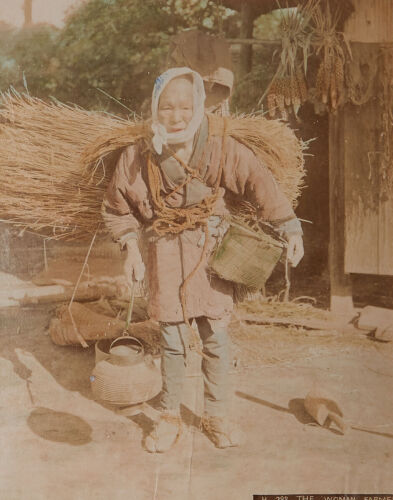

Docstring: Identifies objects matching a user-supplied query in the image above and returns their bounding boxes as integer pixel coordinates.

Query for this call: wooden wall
[345,0,393,43]
[341,1,393,275]
[329,0,393,310]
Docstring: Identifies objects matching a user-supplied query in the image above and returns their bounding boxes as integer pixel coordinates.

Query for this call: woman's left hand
[286,234,304,267]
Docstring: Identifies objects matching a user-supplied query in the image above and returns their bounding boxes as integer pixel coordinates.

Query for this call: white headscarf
[151,67,206,155]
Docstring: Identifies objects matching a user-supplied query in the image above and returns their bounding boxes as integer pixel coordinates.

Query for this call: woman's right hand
[124,239,145,284]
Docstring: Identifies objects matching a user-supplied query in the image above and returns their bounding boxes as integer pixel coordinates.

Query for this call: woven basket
[91,336,162,406]
[209,222,284,289]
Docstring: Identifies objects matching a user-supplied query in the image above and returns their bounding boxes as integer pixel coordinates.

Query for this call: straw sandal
[200,414,242,449]
[144,410,183,453]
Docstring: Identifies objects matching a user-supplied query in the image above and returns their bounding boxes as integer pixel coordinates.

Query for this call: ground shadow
[0,318,96,401]
[236,390,393,439]
[127,402,200,446]
[27,406,92,445]
[180,403,200,430]
[128,413,155,443]
[236,390,328,428]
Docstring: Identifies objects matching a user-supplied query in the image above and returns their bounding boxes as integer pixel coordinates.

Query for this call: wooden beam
[216,0,354,26]
[227,38,281,45]
[329,109,354,316]
[24,0,33,27]
[238,2,255,77]
[217,0,299,16]
[234,311,355,331]
[226,38,393,46]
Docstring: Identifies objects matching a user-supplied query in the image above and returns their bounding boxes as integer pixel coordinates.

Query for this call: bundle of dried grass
[0,91,305,240]
[237,296,328,321]
[0,91,134,240]
[265,0,318,119]
[216,115,306,206]
[49,301,160,351]
[312,2,349,110]
[85,112,306,207]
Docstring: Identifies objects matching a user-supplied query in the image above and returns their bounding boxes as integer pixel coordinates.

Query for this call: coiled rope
[146,119,228,357]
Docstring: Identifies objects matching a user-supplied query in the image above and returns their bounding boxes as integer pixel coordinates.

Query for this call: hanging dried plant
[311,1,349,111]
[264,0,319,120]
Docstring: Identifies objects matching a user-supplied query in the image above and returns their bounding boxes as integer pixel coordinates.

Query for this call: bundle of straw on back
[0,91,142,240]
[221,115,306,206]
[84,113,306,208]
[0,91,305,240]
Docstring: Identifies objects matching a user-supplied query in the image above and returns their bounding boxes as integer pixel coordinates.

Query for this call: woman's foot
[144,410,182,453]
[200,413,242,449]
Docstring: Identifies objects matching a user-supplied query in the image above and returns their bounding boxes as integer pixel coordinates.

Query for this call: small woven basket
[91,336,162,406]
[209,222,284,289]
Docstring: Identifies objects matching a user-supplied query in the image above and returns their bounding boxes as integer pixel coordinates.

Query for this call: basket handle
[109,336,144,354]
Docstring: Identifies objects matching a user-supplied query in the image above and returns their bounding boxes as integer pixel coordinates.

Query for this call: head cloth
[151,67,206,154]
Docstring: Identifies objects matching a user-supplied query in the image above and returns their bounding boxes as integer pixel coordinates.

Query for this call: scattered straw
[237,296,327,321]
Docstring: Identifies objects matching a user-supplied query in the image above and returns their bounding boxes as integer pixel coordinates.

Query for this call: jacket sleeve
[101,144,152,245]
[218,137,302,236]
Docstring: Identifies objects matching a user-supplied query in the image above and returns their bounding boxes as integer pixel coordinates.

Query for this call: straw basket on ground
[91,336,162,406]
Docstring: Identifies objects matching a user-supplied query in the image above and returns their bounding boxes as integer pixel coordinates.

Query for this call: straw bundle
[49,301,160,350]
[85,112,306,207]
[0,91,305,240]
[207,114,306,206]
[312,2,347,110]
[265,0,318,119]
[0,91,136,240]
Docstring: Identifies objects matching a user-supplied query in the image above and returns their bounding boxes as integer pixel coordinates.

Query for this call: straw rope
[145,119,228,356]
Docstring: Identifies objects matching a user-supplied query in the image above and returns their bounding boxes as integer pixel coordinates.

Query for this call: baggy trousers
[160,316,230,417]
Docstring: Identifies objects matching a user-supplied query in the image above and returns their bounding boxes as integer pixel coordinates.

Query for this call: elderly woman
[102,67,304,452]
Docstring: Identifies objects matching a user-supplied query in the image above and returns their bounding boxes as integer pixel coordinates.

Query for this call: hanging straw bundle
[0,91,306,240]
[311,1,349,110]
[264,0,318,120]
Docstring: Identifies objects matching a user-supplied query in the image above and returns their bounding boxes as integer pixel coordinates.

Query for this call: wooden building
[329,0,393,312]
[224,0,393,312]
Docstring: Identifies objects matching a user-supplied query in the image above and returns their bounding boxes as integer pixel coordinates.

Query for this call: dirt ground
[1,300,393,500]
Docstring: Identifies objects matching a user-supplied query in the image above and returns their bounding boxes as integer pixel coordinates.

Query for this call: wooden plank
[329,110,354,314]
[238,2,255,77]
[378,196,393,274]
[344,99,380,274]
[345,0,393,43]
[235,311,349,331]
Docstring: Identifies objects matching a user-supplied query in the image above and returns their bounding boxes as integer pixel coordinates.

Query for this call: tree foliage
[0,0,238,115]
[0,0,282,114]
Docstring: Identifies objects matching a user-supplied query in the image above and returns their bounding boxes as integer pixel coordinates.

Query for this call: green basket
[209,222,284,289]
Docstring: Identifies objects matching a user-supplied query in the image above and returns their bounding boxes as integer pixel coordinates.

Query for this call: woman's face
[157,77,194,133]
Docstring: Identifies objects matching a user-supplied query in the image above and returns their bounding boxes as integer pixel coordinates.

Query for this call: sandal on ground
[144,410,183,453]
[200,413,242,449]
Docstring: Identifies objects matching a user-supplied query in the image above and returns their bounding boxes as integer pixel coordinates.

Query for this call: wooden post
[238,2,255,77]
[24,0,33,27]
[329,109,354,316]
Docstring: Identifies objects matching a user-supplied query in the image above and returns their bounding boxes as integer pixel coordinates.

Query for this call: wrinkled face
[157,76,194,133]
